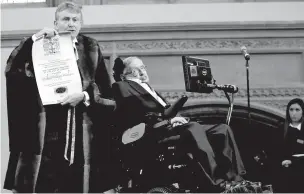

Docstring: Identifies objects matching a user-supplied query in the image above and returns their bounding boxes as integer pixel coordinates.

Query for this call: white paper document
[32,32,82,105]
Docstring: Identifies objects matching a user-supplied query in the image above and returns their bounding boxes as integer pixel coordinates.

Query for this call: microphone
[216,84,239,93]
[199,84,239,93]
[241,46,250,60]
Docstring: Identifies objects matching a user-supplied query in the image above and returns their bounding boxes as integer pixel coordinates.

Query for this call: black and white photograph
[1,0,303,193]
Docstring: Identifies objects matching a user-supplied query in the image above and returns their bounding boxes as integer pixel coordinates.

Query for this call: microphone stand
[245,59,251,125]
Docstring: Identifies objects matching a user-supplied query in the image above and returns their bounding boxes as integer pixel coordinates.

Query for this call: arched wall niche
[176,100,285,183]
[179,101,285,127]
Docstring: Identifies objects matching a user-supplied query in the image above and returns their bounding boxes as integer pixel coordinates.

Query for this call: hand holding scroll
[61,92,84,107]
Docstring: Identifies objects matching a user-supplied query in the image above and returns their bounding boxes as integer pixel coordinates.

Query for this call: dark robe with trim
[4,34,115,193]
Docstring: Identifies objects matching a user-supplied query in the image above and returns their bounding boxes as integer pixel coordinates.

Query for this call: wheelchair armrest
[144,96,188,129]
[152,120,170,129]
[163,95,188,119]
[145,112,163,120]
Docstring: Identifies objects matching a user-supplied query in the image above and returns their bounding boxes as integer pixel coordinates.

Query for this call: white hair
[121,56,143,79]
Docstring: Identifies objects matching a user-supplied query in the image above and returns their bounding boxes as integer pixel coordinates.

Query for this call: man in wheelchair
[111,56,247,192]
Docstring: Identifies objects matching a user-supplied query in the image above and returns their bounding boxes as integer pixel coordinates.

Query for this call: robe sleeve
[5,37,43,153]
[82,36,115,109]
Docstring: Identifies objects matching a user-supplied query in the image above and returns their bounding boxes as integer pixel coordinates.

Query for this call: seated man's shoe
[219,180,238,191]
[221,180,270,193]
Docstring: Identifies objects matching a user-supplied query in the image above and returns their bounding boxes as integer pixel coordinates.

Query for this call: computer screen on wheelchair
[182,56,213,93]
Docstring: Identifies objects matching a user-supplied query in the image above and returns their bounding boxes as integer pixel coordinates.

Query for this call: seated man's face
[131,59,149,83]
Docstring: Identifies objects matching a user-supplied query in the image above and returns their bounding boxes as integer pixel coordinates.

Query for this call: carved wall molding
[115,38,304,51]
[99,42,113,52]
[3,37,304,54]
[256,100,291,112]
[98,37,304,55]
[3,23,304,50]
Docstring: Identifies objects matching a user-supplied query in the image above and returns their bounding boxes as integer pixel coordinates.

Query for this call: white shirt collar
[72,38,79,60]
[289,123,302,130]
[126,78,142,84]
[73,38,78,44]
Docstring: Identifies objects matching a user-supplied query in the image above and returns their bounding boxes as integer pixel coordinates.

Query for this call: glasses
[136,65,147,71]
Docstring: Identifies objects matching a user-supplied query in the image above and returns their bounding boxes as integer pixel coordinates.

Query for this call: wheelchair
[110,96,220,193]
[111,123,208,193]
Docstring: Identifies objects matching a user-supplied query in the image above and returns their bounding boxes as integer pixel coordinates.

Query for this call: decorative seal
[55,86,68,94]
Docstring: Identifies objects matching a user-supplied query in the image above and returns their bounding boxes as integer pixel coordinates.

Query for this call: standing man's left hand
[61,93,84,107]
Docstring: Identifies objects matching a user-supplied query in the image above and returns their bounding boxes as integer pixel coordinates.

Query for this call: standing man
[4,1,114,193]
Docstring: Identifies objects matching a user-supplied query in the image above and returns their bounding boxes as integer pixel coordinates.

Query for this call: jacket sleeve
[83,36,115,110]
[95,46,112,99]
[5,37,33,76]
[92,44,115,109]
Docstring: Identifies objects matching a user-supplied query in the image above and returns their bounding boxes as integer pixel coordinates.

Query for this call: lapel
[127,80,148,95]
[126,80,166,108]
[75,35,95,90]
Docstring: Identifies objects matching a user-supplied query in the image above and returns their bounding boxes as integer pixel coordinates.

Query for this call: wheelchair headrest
[163,95,188,119]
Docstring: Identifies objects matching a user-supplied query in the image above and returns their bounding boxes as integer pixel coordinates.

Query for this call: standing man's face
[54,9,82,39]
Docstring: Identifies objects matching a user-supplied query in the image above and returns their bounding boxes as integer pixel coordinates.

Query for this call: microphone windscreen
[241,46,247,52]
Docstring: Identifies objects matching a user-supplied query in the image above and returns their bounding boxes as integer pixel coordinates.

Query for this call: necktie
[73,42,79,60]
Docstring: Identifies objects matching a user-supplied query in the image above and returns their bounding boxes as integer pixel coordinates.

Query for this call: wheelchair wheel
[147,186,178,193]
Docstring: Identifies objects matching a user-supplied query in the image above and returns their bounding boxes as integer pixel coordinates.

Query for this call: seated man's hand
[170,116,189,127]
[61,92,85,107]
[282,159,292,167]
